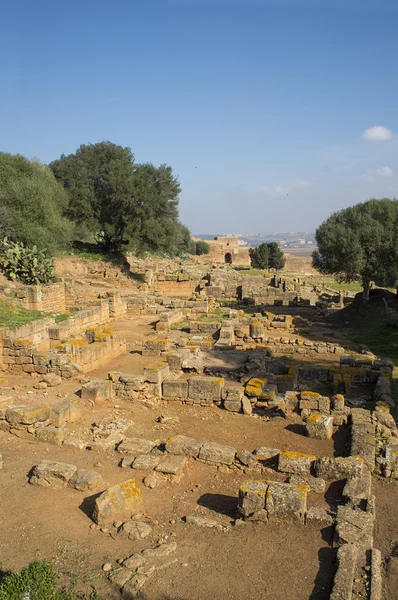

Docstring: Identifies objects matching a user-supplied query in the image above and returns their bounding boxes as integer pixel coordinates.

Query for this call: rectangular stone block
[155,455,187,474]
[305,413,333,440]
[198,441,236,465]
[81,379,113,405]
[238,480,268,519]
[330,544,357,600]
[166,350,190,372]
[118,438,156,455]
[222,386,244,402]
[5,405,50,426]
[143,361,170,384]
[334,505,373,549]
[50,398,81,427]
[131,455,161,470]
[266,481,307,523]
[35,426,66,446]
[188,377,224,405]
[278,451,315,475]
[166,435,203,458]
[315,456,364,481]
[162,379,188,401]
[223,400,242,412]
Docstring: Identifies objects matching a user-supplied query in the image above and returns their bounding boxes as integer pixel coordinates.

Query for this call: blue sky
[1,0,397,234]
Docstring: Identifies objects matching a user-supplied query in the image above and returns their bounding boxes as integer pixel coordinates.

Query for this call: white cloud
[375,166,394,177]
[361,126,393,142]
[263,180,312,196]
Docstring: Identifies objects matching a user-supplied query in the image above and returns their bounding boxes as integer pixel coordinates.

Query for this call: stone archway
[225,252,232,264]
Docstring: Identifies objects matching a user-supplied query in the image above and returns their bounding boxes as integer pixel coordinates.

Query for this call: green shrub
[187,240,197,255]
[0,238,55,285]
[0,561,101,600]
[195,240,210,255]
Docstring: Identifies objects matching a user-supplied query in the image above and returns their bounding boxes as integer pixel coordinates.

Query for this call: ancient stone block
[155,455,187,474]
[222,385,244,402]
[245,377,266,398]
[166,350,190,372]
[215,325,235,347]
[143,361,170,384]
[342,471,372,507]
[253,447,280,460]
[81,379,113,404]
[118,438,156,455]
[35,426,66,445]
[315,456,364,481]
[165,434,203,458]
[92,479,144,525]
[188,377,224,405]
[143,338,171,354]
[223,399,242,412]
[68,469,103,491]
[162,379,188,401]
[305,413,333,440]
[330,544,357,600]
[278,451,315,476]
[250,321,265,339]
[198,441,236,465]
[236,449,256,466]
[266,481,307,523]
[132,455,161,470]
[5,405,50,426]
[50,398,81,427]
[29,461,77,487]
[289,474,326,493]
[332,394,345,411]
[238,480,268,519]
[334,505,373,548]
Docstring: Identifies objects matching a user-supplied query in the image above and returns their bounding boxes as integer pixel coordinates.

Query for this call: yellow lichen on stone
[146,361,168,371]
[246,378,267,397]
[306,413,323,423]
[280,450,316,460]
[295,484,309,498]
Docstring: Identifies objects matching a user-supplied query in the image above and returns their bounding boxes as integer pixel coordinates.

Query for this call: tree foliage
[50,142,190,255]
[189,240,210,255]
[312,198,398,301]
[0,153,72,253]
[249,242,285,270]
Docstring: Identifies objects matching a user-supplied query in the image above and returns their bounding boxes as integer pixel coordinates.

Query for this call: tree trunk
[362,280,370,303]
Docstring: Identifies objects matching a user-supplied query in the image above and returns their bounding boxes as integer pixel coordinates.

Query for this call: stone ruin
[0,258,395,599]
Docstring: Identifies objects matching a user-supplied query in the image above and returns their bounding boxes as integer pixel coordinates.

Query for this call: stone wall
[1,327,126,377]
[14,283,67,314]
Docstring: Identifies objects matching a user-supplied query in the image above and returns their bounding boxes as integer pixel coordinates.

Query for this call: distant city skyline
[1,0,397,233]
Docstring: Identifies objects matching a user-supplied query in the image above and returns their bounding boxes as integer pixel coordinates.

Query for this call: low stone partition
[0,398,81,442]
[155,310,185,332]
[2,327,126,378]
[238,480,307,522]
[11,282,67,313]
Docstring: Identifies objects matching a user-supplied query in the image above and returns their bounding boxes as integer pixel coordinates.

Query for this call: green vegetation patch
[0,300,46,328]
[0,560,101,600]
[347,304,398,360]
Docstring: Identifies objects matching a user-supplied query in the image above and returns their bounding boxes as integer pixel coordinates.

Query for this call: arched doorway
[225,252,232,264]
